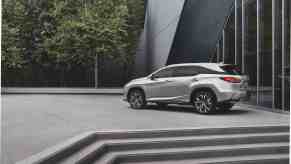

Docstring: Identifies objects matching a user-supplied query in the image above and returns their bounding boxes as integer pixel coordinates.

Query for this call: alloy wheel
[193,91,215,114]
[129,90,145,109]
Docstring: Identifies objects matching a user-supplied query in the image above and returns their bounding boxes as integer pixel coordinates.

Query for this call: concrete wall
[134,26,148,77]
[135,0,185,77]
[146,0,186,72]
[167,0,234,64]
[135,0,234,76]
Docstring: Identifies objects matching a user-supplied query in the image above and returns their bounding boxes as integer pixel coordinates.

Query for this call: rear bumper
[217,90,250,102]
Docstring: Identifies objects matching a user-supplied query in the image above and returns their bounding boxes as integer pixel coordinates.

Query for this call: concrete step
[74,132,289,164]
[109,143,289,164]
[120,154,289,164]
[15,125,290,164]
[93,126,289,140]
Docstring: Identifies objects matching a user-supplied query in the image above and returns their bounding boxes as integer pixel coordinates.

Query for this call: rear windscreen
[220,65,242,75]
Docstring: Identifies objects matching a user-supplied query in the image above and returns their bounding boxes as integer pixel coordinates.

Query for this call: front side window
[153,68,173,78]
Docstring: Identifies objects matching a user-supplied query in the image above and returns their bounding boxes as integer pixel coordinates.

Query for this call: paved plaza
[2,94,289,164]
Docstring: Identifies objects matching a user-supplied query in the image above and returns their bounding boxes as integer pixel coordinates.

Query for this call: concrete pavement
[1,94,289,164]
[1,87,123,94]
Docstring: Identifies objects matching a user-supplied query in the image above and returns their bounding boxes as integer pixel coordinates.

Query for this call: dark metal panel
[167,0,235,65]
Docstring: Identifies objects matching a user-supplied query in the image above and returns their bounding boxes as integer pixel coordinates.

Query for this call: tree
[2,0,25,69]
[123,0,144,64]
[44,0,130,68]
[2,0,145,87]
[2,0,57,68]
[121,0,144,81]
[43,0,137,87]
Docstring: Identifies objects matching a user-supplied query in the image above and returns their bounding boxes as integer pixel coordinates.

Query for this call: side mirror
[150,75,156,80]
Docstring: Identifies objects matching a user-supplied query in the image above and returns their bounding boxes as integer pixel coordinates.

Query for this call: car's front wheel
[192,90,216,114]
[128,89,146,109]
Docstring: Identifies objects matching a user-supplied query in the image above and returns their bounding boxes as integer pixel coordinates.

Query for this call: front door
[146,67,177,99]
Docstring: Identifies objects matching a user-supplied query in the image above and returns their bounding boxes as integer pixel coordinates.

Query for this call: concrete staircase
[17,126,289,164]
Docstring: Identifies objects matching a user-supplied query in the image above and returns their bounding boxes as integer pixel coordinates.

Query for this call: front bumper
[123,88,128,102]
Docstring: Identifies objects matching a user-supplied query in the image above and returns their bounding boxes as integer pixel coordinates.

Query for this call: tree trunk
[94,54,98,88]
[61,67,65,87]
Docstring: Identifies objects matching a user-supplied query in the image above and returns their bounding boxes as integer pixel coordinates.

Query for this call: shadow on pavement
[133,104,251,115]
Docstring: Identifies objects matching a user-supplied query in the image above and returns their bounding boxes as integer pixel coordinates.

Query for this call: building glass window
[259,0,273,108]
[224,9,236,65]
[283,0,290,110]
[244,0,258,105]
[236,0,243,68]
[273,0,283,109]
[214,0,290,111]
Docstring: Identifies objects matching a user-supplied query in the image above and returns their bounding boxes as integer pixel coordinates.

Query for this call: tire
[192,90,216,114]
[218,102,234,111]
[156,102,167,108]
[128,89,146,109]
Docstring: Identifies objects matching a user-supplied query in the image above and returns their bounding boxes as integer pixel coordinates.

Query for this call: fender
[189,83,221,102]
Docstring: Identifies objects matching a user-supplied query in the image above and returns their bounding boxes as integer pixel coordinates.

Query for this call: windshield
[220,65,242,75]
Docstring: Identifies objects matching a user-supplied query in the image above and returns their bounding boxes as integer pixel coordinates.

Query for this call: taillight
[220,77,241,83]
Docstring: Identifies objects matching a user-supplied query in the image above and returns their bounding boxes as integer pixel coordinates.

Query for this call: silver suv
[123,63,249,114]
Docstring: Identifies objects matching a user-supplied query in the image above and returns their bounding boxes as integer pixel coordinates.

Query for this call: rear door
[170,66,199,97]
[147,66,198,99]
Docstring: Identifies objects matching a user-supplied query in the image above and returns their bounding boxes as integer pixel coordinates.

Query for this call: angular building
[135,0,290,111]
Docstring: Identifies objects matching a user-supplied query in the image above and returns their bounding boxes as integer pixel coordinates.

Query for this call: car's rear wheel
[192,90,216,114]
[128,89,146,109]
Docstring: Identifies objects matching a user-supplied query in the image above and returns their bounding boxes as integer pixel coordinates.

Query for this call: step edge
[74,133,289,164]
[114,154,290,164]
[92,143,289,164]
[110,145,289,164]
[104,132,290,144]
[93,125,290,136]
[15,131,97,164]
[15,125,289,164]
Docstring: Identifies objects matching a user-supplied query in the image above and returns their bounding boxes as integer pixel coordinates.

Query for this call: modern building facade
[135,0,290,111]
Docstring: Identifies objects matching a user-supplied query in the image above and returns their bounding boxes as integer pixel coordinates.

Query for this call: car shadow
[137,104,250,115]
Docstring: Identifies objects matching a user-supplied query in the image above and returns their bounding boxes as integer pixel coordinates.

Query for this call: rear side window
[220,65,242,75]
[173,66,198,77]
[173,66,223,77]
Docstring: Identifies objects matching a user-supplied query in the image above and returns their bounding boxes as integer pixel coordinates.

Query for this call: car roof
[167,63,226,67]
[165,63,229,72]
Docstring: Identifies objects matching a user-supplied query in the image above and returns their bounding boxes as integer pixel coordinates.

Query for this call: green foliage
[44,0,129,68]
[2,0,25,68]
[2,23,23,68]
[122,0,145,64]
[2,0,144,70]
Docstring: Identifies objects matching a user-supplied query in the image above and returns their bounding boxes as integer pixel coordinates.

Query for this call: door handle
[192,78,198,82]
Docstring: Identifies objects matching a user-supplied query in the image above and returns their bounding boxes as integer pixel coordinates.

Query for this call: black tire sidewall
[129,89,146,109]
[192,90,216,114]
